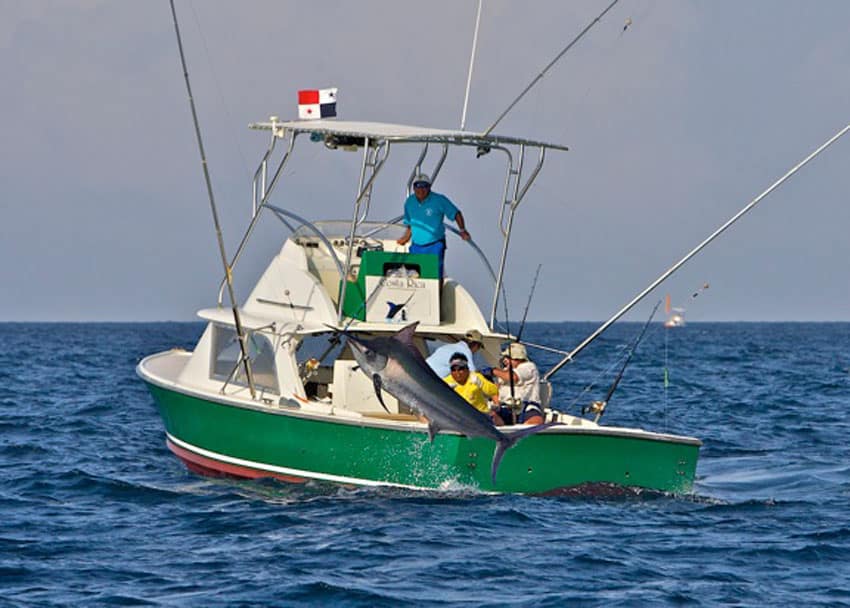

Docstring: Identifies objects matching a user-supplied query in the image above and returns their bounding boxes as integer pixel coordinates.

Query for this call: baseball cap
[500,343,528,360]
[412,174,431,188]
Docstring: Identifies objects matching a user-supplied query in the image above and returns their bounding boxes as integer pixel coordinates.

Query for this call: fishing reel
[582,400,607,423]
[299,357,320,381]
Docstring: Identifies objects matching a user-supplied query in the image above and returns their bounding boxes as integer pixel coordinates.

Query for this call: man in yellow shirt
[442,353,503,425]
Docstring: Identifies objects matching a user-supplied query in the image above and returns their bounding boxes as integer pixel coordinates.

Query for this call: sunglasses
[450,365,468,371]
[413,182,430,189]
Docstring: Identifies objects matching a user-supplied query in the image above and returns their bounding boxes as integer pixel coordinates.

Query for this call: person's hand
[396,235,410,246]
[459,229,471,241]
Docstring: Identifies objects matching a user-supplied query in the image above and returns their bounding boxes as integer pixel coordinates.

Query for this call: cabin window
[211,326,279,393]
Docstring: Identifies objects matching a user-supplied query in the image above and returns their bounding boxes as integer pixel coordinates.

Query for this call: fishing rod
[582,299,660,422]
[501,264,543,423]
[169,0,256,397]
[516,264,543,342]
[483,0,621,136]
[543,123,850,382]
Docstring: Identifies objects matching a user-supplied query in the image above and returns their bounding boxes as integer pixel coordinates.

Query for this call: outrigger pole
[483,0,621,136]
[543,123,850,382]
[169,0,256,398]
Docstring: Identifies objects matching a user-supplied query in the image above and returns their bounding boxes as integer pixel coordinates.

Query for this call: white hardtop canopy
[249,118,570,152]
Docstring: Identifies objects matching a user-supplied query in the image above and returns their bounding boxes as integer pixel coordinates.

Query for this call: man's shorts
[519,401,544,423]
[410,239,446,278]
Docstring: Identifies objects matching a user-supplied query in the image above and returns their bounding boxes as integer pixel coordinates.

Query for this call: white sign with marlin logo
[364,270,439,324]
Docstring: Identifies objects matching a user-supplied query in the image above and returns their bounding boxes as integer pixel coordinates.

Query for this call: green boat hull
[145,382,699,494]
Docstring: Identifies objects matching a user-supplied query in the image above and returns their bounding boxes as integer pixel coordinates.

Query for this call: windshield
[292,220,407,243]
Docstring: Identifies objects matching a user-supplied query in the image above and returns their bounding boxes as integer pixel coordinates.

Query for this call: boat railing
[216,206,344,307]
[490,144,546,329]
[353,139,390,228]
[215,129,299,306]
[405,142,449,195]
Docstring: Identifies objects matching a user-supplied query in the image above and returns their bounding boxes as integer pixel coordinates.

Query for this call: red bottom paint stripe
[166,438,309,484]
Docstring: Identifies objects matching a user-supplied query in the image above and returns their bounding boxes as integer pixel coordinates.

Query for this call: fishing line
[582,300,661,421]
[565,301,666,414]
[187,1,252,182]
[484,0,622,136]
[663,322,669,431]
[563,342,631,411]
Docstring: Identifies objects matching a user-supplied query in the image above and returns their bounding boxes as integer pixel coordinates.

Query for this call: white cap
[500,343,528,360]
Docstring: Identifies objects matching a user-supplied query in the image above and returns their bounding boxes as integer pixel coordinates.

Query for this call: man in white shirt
[492,342,543,425]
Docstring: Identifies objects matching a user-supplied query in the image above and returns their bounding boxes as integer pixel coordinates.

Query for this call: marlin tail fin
[490,422,559,485]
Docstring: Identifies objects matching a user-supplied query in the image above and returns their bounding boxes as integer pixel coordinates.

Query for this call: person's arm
[397,225,411,246]
[454,211,471,241]
[513,362,536,384]
[397,197,412,245]
[476,373,499,398]
[492,365,518,384]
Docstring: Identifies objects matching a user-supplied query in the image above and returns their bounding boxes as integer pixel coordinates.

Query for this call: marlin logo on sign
[386,293,415,321]
[298,88,337,120]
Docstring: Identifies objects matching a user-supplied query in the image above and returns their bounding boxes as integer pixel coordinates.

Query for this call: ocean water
[1,321,849,606]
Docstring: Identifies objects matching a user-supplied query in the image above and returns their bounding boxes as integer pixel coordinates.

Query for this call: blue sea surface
[1,322,849,606]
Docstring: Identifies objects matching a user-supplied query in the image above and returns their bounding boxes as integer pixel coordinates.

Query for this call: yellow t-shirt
[443,372,499,414]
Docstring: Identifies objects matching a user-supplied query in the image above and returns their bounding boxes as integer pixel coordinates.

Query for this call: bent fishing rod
[582,300,660,422]
[543,123,850,382]
[516,264,543,342]
[169,0,256,397]
[501,264,541,409]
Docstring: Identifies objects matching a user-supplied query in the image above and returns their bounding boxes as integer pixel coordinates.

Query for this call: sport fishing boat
[137,115,702,494]
[664,295,687,328]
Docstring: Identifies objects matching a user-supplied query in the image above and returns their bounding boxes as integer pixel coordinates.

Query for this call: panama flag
[298,88,337,120]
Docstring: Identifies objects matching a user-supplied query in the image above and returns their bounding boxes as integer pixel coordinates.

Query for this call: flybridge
[241,116,570,333]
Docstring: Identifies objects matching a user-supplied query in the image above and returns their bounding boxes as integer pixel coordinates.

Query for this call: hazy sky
[3,1,849,322]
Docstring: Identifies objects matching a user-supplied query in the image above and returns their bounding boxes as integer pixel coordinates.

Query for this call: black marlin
[344,322,555,484]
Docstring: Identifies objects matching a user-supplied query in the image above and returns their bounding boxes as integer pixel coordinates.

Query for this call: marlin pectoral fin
[427,420,440,443]
[372,374,390,413]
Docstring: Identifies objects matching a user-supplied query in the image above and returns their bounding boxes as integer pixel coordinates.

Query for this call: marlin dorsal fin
[392,321,421,352]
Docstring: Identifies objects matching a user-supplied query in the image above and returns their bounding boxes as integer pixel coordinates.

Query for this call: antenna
[460,0,483,131]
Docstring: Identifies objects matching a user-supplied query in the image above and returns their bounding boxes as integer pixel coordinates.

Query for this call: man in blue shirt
[396,174,470,279]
